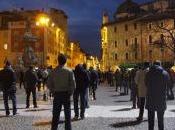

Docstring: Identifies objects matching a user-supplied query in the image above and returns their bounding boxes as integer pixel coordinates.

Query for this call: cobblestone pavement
[0,84,175,130]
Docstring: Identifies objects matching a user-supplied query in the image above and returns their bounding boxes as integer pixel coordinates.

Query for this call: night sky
[0,0,152,57]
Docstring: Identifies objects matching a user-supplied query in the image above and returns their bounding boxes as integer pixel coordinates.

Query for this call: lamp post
[36,15,50,66]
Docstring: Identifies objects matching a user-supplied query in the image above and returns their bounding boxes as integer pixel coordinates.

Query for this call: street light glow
[51,23,55,27]
[36,15,50,26]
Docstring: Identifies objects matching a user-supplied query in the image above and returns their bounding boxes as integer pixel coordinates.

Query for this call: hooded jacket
[145,65,169,111]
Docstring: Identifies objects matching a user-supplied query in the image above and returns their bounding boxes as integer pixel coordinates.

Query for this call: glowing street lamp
[4,43,8,50]
[36,15,50,27]
[51,23,55,27]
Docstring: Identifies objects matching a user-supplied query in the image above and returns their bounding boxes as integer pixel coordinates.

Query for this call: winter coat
[47,66,76,95]
[24,69,38,89]
[145,65,169,111]
[135,68,148,97]
[74,65,90,91]
[0,66,17,92]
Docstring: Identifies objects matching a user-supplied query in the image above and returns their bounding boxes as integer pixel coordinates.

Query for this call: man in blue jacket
[145,61,169,130]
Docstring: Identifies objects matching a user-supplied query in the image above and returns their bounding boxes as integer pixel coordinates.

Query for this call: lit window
[114,27,117,32]
[135,52,137,60]
[126,53,129,60]
[125,24,128,31]
[135,38,137,44]
[114,41,117,48]
[125,39,128,46]
[115,53,118,60]
[148,23,152,30]
[149,35,152,43]
[134,23,137,30]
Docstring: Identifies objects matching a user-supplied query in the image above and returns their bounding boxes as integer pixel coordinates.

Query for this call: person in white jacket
[135,62,150,121]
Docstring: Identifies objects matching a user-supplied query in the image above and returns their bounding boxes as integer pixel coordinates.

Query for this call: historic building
[101,0,175,71]
[66,41,87,69]
[0,8,68,68]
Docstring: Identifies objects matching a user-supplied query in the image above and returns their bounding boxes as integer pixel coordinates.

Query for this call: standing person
[145,61,169,130]
[0,61,17,116]
[114,69,121,92]
[135,62,149,121]
[73,64,90,120]
[82,63,90,108]
[42,67,49,90]
[47,54,76,130]
[36,67,43,91]
[122,69,129,95]
[166,68,174,100]
[129,67,138,109]
[24,66,38,108]
[19,69,24,89]
[89,67,98,100]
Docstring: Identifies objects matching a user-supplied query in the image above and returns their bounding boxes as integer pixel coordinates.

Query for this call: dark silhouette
[24,66,38,108]
[0,61,17,116]
[145,61,169,130]
[47,54,76,130]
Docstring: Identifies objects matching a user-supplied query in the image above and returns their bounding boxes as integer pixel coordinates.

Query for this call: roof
[115,0,141,14]
[137,11,175,22]
[102,10,175,27]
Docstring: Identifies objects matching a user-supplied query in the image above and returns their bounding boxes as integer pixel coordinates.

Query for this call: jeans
[73,89,86,117]
[3,91,17,115]
[148,110,165,130]
[26,87,37,107]
[51,92,71,130]
[85,88,90,108]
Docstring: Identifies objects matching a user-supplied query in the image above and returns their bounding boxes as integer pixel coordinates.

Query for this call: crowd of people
[0,54,174,130]
[103,61,174,130]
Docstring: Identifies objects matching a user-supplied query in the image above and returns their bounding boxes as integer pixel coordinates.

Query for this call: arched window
[126,53,129,60]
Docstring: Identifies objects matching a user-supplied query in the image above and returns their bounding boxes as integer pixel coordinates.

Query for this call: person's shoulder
[63,67,73,73]
[162,69,169,76]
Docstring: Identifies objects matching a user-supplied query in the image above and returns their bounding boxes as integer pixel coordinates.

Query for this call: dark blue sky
[0,0,151,56]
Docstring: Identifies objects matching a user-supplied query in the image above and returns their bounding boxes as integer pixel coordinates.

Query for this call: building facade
[101,0,175,71]
[67,41,87,69]
[0,8,68,68]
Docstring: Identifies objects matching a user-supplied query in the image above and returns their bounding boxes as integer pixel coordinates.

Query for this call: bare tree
[151,20,175,56]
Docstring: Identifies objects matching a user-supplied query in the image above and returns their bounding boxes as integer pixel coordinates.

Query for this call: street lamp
[4,43,8,50]
[36,15,50,27]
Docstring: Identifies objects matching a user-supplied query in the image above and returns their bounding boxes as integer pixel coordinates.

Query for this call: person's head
[29,65,33,70]
[82,63,87,69]
[5,60,11,67]
[57,53,67,66]
[89,66,93,71]
[144,62,150,69]
[153,60,161,66]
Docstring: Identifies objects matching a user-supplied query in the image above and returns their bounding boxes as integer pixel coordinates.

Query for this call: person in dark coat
[24,66,38,108]
[73,64,90,120]
[129,67,138,109]
[82,63,90,108]
[114,69,121,92]
[145,61,169,130]
[166,68,174,100]
[0,61,17,116]
[19,69,24,89]
[89,67,98,100]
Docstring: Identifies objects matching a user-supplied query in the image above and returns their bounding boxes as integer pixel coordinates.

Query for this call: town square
[0,0,175,130]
